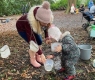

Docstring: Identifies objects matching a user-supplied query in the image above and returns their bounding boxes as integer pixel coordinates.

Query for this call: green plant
[0,0,91,16]
[51,0,68,10]
[77,0,89,7]
[0,0,42,16]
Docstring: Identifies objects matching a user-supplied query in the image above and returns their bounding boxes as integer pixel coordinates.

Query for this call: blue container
[78,44,92,60]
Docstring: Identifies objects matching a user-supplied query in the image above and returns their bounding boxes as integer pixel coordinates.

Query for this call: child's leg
[29,49,41,67]
[34,32,42,45]
[18,32,41,67]
[57,56,66,73]
[34,33,46,63]
[64,60,76,80]
[61,55,66,67]
[18,32,28,42]
[65,64,76,75]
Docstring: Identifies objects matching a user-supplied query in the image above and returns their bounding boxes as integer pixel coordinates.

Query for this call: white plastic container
[0,45,11,58]
[51,42,62,52]
[93,59,95,67]
[44,59,54,71]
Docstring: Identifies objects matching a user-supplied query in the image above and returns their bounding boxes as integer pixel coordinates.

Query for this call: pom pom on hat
[36,1,52,23]
[42,1,50,9]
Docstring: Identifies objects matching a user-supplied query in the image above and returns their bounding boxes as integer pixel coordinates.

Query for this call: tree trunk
[66,0,77,14]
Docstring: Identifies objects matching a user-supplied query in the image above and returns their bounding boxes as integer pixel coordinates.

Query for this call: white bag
[0,45,11,58]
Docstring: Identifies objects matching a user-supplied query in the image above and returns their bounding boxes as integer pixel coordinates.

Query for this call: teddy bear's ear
[61,31,70,38]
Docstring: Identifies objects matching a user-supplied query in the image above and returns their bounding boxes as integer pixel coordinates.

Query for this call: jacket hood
[27,6,42,34]
[60,31,70,40]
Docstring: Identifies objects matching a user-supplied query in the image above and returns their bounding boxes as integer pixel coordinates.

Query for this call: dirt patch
[0,11,95,80]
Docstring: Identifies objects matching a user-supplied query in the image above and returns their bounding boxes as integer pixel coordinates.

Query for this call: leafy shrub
[51,0,68,10]
[0,0,42,16]
[0,0,91,16]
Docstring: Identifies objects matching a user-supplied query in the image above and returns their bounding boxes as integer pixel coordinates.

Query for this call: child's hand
[55,45,62,52]
[40,54,46,63]
[45,39,51,44]
[44,37,51,44]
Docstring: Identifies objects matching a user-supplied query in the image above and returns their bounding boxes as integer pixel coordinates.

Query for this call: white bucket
[51,42,62,52]
[78,44,92,60]
[0,45,11,58]
[44,59,54,71]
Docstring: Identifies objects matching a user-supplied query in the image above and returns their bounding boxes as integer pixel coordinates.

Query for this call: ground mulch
[0,11,95,80]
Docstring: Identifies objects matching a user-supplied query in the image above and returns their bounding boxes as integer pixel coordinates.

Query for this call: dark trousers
[18,32,42,45]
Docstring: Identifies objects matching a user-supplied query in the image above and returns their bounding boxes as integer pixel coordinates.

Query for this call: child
[47,25,80,80]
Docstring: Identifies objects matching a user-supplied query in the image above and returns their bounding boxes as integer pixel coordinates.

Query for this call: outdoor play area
[0,0,95,80]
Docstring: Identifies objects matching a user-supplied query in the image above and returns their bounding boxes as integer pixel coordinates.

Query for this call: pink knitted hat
[36,1,52,23]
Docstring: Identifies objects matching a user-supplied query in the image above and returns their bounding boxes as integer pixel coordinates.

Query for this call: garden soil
[0,11,95,80]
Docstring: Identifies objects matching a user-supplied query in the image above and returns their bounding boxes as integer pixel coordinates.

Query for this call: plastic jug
[0,45,11,58]
[51,42,62,52]
[44,59,54,71]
